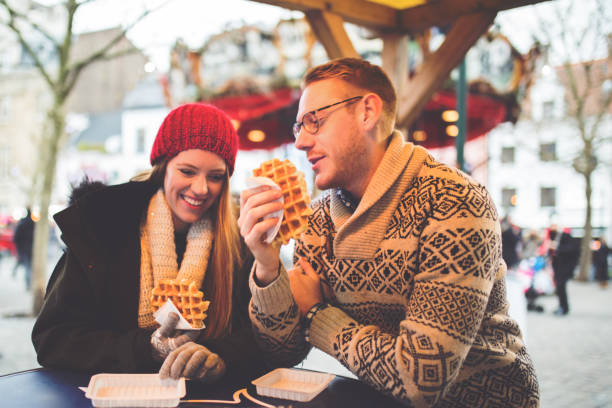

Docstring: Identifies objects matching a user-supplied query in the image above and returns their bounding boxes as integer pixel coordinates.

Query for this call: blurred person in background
[521,229,546,313]
[592,237,609,288]
[550,227,580,316]
[521,229,541,261]
[12,207,35,290]
[239,57,539,407]
[32,103,267,383]
[501,215,522,274]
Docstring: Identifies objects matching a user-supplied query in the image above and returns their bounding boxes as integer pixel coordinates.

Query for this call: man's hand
[150,312,199,362]
[159,342,226,383]
[238,185,284,285]
[288,258,324,318]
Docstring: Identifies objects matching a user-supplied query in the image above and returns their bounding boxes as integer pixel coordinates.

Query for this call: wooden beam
[305,10,359,59]
[250,0,550,33]
[397,11,497,130]
[381,34,409,98]
[251,0,399,31]
[399,0,550,33]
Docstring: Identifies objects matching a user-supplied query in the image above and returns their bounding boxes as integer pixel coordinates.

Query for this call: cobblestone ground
[526,281,612,408]
[1,255,611,407]
[0,256,40,375]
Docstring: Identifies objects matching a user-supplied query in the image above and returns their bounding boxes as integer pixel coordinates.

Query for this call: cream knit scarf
[138,189,213,328]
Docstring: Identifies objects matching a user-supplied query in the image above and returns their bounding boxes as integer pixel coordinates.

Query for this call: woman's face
[163,149,227,232]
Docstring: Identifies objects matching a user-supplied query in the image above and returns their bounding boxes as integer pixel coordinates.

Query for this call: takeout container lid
[84,373,185,407]
[251,368,335,402]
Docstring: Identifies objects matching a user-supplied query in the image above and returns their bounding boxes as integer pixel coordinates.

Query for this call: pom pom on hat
[150,103,239,174]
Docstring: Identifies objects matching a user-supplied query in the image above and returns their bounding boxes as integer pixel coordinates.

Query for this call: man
[239,58,539,407]
[13,207,35,290]
[550,227,580,315]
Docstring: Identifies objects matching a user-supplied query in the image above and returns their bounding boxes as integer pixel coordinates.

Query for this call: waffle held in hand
[253,158,313,245]
[151,279,210,329]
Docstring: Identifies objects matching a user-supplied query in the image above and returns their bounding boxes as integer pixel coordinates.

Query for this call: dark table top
[0,367,404,407]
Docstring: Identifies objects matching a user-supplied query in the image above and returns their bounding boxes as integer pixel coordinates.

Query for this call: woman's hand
[238,186,283,285]
[159,342,226,383]
[150,312,199,362]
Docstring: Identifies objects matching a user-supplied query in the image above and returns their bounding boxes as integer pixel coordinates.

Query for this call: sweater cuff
[308,306,357,357]
[249,262,294,312]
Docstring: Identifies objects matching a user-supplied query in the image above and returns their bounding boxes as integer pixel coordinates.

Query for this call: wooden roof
[250,0,551,130]
[251,0,549,34]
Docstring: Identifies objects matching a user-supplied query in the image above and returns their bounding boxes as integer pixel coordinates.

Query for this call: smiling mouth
[182,195,204,207]
[309,156,323,165]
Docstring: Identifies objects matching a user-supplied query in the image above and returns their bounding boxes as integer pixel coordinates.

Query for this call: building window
[540,187,556,208]
[501,146,515,164]
[136,128,146,153]
[501,187,517,208]
[539,142,556,162]
[542,100,555,118]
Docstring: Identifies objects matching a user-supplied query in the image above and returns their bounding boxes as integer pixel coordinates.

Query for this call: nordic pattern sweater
[249,132,539,407]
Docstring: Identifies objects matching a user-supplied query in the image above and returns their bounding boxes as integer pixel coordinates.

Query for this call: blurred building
[54,74,167,208]
[66,27,147,114]
[0,2,147,215]
[0,1,64,217]
[487,59,612,240]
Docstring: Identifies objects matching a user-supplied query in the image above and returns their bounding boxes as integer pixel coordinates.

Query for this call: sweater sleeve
[248,262,311,367]
[305,184,503,407]
[31,251,158,373]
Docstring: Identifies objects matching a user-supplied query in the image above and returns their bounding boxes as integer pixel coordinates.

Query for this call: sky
[495,0,611,64]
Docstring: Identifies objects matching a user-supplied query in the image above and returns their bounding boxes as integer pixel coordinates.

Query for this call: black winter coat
[552,232,580,281]
[32,180,268,378]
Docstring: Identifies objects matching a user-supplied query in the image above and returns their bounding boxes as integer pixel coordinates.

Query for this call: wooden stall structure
[249,0,551,131]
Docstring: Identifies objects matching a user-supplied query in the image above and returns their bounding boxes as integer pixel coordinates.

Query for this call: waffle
[253,158,313,245]
[150,278,210,329]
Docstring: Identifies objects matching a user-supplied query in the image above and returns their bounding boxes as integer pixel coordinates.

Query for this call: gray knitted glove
[150,312,199,362]
[159,341,226,383]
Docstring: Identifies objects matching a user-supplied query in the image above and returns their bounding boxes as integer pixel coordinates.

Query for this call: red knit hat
[150,103,239,174]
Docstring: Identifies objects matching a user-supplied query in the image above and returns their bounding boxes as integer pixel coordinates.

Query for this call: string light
[247,130,265,142]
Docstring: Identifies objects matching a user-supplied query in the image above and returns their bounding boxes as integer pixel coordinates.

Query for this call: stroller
[516,255,555,312]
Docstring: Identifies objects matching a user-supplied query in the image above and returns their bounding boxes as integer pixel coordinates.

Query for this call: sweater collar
[330,130,429,259]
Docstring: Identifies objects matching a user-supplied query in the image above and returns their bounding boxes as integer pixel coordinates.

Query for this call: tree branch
[0,0,60,47]
[58,0,78,79]
[0,1,54,88]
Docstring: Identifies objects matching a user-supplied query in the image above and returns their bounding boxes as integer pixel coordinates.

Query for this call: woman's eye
[179,168,195,176]
[209,174,225,182]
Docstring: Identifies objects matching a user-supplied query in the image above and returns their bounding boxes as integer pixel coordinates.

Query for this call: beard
[316,124,370,193]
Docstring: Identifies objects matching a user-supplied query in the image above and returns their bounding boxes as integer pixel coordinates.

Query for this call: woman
[592,237,609,288]
[32,103,267,382]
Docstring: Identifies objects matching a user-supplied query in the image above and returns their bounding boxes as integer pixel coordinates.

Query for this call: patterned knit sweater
[249,132,539,407]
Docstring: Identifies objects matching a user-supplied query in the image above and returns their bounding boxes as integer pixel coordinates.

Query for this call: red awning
[209,88,300,150]
[207,87,509,151]
[410,90,508,149]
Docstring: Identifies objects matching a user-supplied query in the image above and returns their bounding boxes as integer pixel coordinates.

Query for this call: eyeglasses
[293,95,363,139]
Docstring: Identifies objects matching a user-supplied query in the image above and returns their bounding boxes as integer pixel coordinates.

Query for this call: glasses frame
[293,95,363,139]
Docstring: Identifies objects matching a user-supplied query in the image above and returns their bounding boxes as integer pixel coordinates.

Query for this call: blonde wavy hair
[133,161,242,339]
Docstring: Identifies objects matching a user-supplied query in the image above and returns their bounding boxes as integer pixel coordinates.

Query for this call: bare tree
[533,0,612,281]
[0,0,165,314]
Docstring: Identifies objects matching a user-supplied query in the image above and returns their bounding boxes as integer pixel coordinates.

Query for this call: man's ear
[360,93,383,132]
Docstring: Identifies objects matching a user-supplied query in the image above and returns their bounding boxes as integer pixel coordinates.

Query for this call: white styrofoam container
[84,374,185,407]
[251,368,335,402]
